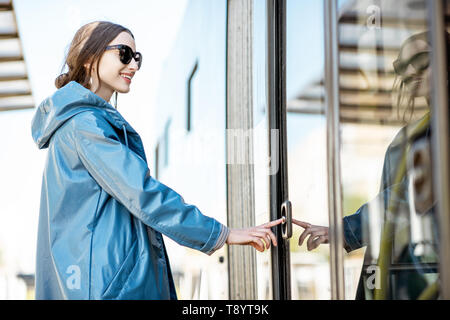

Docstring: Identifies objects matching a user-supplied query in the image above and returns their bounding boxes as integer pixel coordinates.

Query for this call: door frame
[324,0,346,300]
[267,0,347,300]
[267,0,291,300]
[429,0,450,300]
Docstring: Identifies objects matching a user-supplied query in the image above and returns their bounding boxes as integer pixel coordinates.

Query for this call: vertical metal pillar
[428,0,450,300]
[226,0,257,300]
[324,0,345,300]
[267,0,290,300]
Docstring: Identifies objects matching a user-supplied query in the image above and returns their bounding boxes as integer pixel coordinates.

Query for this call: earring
[114,91,118,109]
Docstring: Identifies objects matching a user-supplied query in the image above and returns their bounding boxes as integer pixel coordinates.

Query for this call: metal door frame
[267,0,290,300]
[266,0,346,301]
[429,0,450,300]
[324,0,345,300]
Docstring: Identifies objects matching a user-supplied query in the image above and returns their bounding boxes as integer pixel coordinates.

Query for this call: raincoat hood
[32,80,135,150]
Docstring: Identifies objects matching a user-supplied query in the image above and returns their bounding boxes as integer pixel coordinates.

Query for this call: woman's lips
[120,73,133,84]
[121,75,131,83]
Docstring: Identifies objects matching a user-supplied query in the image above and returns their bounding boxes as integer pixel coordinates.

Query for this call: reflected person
[293,31,448,299]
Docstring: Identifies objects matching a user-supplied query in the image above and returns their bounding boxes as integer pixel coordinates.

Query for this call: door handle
[281,200,292,239]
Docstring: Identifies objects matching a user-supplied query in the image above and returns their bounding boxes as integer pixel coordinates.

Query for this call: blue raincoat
[31,81,229,300]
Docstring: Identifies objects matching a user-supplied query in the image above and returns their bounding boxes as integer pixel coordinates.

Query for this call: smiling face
[87,31,139,102]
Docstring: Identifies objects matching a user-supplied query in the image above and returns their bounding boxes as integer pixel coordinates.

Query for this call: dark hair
[55,21,134,90]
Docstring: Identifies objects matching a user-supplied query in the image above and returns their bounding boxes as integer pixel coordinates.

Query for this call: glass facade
[285,0,331,300]
[251,0,448,300]
[337,0,439,300]
[253,0,273,300]
[157,0,449,300]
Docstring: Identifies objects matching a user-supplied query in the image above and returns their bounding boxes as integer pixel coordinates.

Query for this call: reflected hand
[293,219,329,251]
[226,217,285,252]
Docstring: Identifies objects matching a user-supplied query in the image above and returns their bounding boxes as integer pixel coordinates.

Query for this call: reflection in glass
[286,0,331,300]
[337,0,446,300]
[253,0,272,300]
[257,0,448,300]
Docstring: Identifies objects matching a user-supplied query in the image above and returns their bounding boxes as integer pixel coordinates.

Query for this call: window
[163,118,171,167]
[154,142,160,179]
[187,60,199,132]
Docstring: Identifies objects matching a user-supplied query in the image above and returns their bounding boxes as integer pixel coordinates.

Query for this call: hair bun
[55,72,70,89]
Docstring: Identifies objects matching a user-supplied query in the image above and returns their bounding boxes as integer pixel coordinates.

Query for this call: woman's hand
[293,218,329,251]
[226,217,285,252]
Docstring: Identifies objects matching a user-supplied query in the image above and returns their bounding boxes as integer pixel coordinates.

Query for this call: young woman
[31,21,283,300]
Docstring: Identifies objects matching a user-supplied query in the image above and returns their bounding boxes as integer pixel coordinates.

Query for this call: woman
[31,21,283,300]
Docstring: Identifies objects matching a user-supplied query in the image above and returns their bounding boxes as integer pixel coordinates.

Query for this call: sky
[0,0,188,277]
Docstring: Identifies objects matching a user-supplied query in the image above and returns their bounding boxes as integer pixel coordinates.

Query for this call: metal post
[324,0,345,300]
[428,0,450,300]
[267,0,290,300]
[226,0,258,300]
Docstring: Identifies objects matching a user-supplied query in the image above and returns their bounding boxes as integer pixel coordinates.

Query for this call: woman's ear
[84,62,96,79]
[83,63,91,76]
[84,60,96,72]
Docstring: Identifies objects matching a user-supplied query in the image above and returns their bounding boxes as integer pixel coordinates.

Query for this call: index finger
[292,218,311,229]
[262,217,285,228]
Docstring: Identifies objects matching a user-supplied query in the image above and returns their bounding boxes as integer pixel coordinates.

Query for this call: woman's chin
[115,85,131,94]
[407,82,429,98]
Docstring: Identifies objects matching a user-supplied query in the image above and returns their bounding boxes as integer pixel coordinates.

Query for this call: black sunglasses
[393,51,429,76]
[105,44,142,70]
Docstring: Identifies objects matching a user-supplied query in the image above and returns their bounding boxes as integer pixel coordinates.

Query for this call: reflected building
[154,0,229,299]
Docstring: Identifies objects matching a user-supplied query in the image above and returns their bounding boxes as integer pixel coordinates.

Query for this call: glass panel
[337,0,444,300]
[253,0,273,300]
[285,0,331,300]
[154,0,228,299]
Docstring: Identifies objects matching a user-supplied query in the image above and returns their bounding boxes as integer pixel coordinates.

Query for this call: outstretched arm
[293,219,330,251]
[227,218,285,252]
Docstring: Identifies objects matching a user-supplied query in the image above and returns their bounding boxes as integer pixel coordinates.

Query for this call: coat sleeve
[343,178,409,253]
[70,112,229,255]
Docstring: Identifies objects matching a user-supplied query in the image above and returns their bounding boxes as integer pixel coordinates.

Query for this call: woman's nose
[404,63,416,77]
[129,58,139,71]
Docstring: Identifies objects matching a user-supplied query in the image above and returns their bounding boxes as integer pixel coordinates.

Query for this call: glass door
[336,0,448,300]
[265,0,449,300]
[284,0,332,299]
